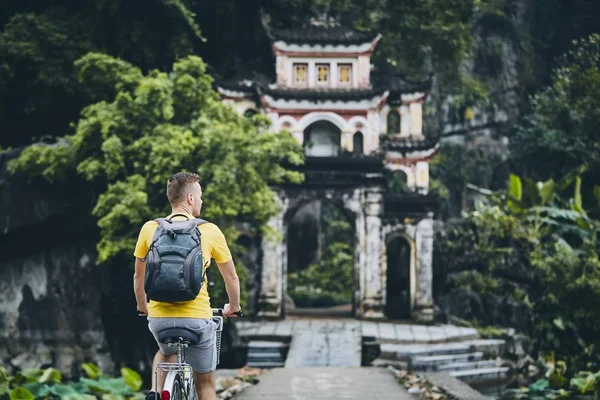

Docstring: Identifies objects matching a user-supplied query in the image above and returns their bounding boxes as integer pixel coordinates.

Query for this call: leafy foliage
[0,364,141,400]
[8,53,303,308]
[437,170,600,369]
[429,142,507,218]
[288,202,354,306]
[512,34,600,203]
[0,1,203,147]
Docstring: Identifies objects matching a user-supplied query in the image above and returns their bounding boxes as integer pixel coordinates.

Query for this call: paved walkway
[233,368,412,400]
[236,318,478,344]
[285,320,361,367]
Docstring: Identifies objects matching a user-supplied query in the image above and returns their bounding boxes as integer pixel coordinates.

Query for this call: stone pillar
[258,195,287,318]
[366,110,379,155]
[358,56,370,88]
[400,105,410,136]
[410,102,423,136]
[361,189,384,318]
[414,215,434,322]
[276,55,287,86]
[415,162,429,194]
[342,131,353,152]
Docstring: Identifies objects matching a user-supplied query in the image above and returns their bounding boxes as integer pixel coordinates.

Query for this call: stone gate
[216,20,439,321]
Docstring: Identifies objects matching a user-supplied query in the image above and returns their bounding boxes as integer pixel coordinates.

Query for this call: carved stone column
[414,215,434,322]
[361,189,384,319]
[257,194,287,318]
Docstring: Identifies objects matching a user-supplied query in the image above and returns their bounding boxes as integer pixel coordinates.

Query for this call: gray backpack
[144,214,208,302]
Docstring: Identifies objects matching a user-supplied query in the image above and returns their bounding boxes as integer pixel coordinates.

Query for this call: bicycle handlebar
[137,308,240,317]
[212,308,243,317]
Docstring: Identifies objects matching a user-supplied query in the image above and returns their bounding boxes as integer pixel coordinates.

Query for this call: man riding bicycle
[133,172,242,400]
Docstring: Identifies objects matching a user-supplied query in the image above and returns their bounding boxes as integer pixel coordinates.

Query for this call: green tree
[512,34,600,193]
[0,0,202,147]
[8,53,303,280]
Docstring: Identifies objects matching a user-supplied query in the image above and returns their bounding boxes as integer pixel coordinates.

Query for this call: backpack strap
[193,219,213,286]
[166,214,190,222]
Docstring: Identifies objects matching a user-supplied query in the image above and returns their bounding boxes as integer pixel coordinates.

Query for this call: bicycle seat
[157,327,200,345]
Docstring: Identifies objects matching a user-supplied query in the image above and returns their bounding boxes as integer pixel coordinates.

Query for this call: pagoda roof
[216,74,431,102]
[258,87,383,101]
[268,25,379,46]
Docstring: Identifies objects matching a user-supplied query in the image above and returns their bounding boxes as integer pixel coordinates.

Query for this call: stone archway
[258,187,385,319]
[381,217,435,322]
[384,234,415,320]
[284,199,356,316]
[303,121,342,157]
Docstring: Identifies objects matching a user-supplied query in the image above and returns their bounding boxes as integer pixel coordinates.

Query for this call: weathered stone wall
[0,149,116,375]
[0,150,246,378]
[0,241,114,375]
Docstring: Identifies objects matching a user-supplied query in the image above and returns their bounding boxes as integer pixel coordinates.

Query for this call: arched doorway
[388,170,409,194]
[387,109,400,134]
[353,131,363,155]
[385,236,412,319]
[285,200,355,317]
[303,121,341,157]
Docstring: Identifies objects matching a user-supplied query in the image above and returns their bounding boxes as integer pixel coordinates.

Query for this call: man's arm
[217,259,241,317]
[134,257,148,316]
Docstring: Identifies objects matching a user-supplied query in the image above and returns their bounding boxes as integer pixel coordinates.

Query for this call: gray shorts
[148,318,217,373]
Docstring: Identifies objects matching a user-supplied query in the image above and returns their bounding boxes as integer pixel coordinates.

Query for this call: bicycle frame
[153,310,224,400]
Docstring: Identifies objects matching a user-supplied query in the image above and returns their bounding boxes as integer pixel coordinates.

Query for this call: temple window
[338,64,352,86]
[387,109,400,134]
[316,64,330,85]
[293,63,308,87]
[353,131,364,155]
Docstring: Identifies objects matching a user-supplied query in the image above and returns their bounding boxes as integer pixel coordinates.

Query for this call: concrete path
[233,368,413,400]
[236,318,478,344]
[285,320,361,367]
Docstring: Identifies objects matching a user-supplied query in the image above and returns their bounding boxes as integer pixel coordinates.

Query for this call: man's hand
[222,303,241,318]
[137,303,148,317]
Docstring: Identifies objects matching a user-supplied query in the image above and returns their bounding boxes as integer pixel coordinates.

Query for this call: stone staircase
[376,338,510,382]
[236,318,512,383]
[246,341,288,369]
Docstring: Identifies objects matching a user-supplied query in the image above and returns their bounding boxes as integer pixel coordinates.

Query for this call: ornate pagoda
[216,20,439,322]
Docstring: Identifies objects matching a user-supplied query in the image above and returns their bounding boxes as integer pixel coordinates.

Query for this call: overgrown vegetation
[7,53,304,308]
[288,202,354,307]
[0,363,143,400]
[434,35,600,374]
[512,34,600,200]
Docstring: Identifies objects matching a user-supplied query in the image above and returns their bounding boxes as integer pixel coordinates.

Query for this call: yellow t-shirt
[133,213,232,319]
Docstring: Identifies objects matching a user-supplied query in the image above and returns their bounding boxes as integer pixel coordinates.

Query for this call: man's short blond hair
[166,172,200,206]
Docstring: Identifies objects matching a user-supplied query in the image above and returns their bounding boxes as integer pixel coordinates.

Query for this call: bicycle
[152,308,225,400]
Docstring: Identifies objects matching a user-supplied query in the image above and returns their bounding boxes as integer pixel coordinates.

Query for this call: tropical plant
[438,169,600,369]
[0,363,143,400]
